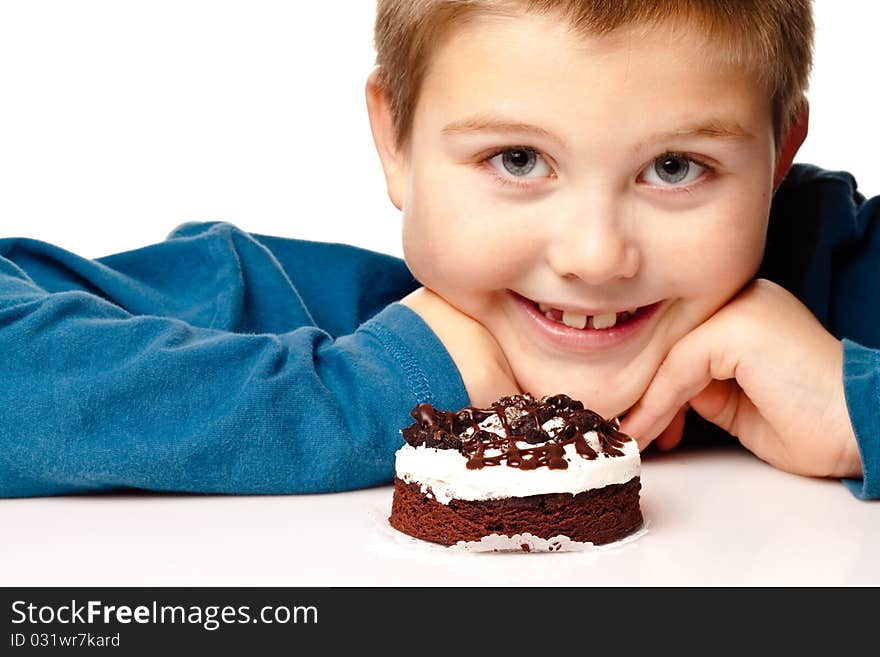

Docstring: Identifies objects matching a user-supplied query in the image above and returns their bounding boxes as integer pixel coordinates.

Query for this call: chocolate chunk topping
[400,393,632,470]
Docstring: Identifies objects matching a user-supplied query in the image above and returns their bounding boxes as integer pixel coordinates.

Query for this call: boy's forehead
[416,10,771,148]
[430,9,735,72]
[425,10,754,99]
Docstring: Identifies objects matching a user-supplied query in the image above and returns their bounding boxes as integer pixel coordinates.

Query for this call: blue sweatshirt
[0,164,877,499]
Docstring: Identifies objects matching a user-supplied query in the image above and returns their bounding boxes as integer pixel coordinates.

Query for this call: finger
[687,379,741,436]
[654,404,688,451]
[688,379,771,456]
[621,324,739,443]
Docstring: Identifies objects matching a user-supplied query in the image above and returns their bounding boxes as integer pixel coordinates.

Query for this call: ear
[773,101,809,191]
[365,68,408,210]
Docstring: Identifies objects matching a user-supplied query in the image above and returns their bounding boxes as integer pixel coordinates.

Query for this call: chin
[511,369,643,420]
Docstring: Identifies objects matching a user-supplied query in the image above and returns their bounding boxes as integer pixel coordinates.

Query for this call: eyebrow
[442,113,565,147]
[441,112,755,151]
[641,119,756,150]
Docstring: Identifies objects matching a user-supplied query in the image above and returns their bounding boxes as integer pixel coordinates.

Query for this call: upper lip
[514,291,651,316]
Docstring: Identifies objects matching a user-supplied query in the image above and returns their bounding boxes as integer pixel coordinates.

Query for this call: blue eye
[501,149,537,175]
[488,147,552,179]
[641,153,707,186]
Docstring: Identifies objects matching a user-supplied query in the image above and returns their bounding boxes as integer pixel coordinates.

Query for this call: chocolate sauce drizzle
[401,393,631,471]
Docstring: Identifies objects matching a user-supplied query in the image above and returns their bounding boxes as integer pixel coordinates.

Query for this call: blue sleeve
[0,228,469,498]
[841,339,880,500]
[834,191,880,499]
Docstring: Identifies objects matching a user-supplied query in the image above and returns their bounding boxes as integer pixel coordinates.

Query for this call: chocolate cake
[389,393,642,547]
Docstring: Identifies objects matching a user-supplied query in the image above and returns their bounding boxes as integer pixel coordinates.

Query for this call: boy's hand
[400,287,521,407]
[620,279,862,479]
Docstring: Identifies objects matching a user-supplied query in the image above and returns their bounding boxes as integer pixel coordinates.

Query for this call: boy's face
[389,12,778,417]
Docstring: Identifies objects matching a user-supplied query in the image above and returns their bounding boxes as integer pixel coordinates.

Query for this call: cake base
[389,476,642,546]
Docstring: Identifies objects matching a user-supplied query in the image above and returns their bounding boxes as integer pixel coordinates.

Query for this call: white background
[0,0,876,259]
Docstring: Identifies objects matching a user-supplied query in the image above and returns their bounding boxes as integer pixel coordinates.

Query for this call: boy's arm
[0,256,469,498]
[841,340,880,499]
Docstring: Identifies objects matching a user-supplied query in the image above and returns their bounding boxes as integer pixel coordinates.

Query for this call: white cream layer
[395,433,640,505]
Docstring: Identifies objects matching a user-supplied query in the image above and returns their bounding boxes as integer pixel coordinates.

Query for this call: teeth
[591,312,618,330]
[541,303,641,330]
[561,311,587,329]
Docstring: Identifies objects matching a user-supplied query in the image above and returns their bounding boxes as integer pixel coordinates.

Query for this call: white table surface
[2,445,877,586]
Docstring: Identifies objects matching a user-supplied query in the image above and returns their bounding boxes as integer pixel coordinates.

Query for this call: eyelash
[479,147,717,192]
[480,147,548,190]
[642,152,717,194]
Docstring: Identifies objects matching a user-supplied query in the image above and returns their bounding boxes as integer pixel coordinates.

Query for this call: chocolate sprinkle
[401,393,632,470]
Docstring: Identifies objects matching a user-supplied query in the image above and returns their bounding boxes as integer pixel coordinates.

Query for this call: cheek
[704,193,770,291]
[401,169,536,302]
[685,227,764,295]
[650,188,770,303]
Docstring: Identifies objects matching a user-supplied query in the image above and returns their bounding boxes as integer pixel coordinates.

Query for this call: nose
[545,195,640,284]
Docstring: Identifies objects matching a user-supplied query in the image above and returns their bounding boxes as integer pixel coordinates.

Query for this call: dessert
[389,393,642,547]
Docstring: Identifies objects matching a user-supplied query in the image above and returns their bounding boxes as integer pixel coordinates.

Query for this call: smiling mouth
[509,291,664,354]
[516,293,655,331]
[536,304,638,330]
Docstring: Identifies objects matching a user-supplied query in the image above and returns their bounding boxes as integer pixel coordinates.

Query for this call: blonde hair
[374,0,813,151]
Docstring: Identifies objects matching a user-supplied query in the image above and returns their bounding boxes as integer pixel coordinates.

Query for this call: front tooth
[538,303,551,313]
[562,311,588,329]
[544,310,555,320]
[592,312,618,329]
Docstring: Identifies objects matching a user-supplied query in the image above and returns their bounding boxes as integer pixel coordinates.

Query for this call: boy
[0,0,876,499]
